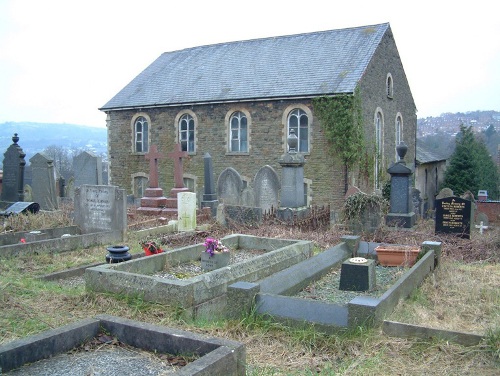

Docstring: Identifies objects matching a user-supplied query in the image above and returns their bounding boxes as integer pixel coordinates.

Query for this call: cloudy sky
[1,0,499,128]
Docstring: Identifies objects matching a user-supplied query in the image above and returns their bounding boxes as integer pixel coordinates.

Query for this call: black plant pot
[105,245,132,263]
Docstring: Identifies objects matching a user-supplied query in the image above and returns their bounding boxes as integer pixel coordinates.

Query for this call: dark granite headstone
[435,196,471,239]
[201,152,218,216]
[1,134,26,202]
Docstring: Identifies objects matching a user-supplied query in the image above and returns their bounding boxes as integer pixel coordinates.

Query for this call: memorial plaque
[435,196,471,239]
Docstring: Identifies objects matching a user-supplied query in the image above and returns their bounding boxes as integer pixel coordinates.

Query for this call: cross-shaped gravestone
[145,145,164,188]
[475,221,489,234]
[168,143,188,188]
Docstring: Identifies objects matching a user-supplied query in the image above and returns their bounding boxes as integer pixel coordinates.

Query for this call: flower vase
[200,251,230,271]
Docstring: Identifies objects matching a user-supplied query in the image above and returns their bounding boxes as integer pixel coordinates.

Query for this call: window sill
[225,152,250,156]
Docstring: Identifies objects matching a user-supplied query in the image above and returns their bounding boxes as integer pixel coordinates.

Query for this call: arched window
[179,114,195,152]
[375,111,383,190]
[229,111,248,152]
[287,109,309,153]
[134,116,149,153]
[395,115,403,159]
[386,73,393,98]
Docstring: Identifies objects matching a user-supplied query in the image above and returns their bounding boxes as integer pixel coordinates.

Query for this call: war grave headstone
[435,196,471,239]
[74,185,126,237]
[254,165,280,212]
[29,152,59,210]
[177,191,196,232]
[1,133,26,203]
[73,151,103,187]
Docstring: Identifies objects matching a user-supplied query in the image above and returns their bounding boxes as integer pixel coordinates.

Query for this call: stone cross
[475,221,489,234]
[168,143,188,188]
[145,145,164,188]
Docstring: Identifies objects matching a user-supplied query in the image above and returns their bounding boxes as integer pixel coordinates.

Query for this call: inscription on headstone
[254,165,280,212]
[435,196,471,239]
[74,185,126,236]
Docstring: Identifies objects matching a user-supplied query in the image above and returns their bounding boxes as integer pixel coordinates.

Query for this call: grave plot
[241,236,442,332]
[0,315,245,375]
[85,234,313,319]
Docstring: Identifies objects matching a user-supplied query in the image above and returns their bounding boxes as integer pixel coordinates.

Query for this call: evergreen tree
[443,125,500,199]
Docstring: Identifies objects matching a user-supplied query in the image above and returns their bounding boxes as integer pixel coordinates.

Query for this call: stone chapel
[100,22,417,210]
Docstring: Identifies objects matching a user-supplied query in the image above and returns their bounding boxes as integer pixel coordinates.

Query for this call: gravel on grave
[296,264,409,305]
[153,249,267,280]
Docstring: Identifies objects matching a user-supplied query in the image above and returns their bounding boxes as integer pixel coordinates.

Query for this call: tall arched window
[134,116,149,153]
[179,114,195,152]
[229,111,248,152]
[375,111,383,190]
[386,73,393,98]
[395,115,403,159]
[287,109,309,153]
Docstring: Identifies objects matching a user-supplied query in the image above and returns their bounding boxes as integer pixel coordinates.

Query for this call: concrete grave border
[0,315,246,375]
[227,236,441,332]
[85,234,313,319]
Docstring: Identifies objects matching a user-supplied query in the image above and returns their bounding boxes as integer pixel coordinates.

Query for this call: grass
[0,215,499,375]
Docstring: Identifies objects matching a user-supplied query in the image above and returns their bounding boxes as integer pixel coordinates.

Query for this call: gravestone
[73,151,103,188]
[137,145,168,215]
[29,152,59,210]
[74,185,126,237]
[217,167,244,205]
[254,165,280,212]
[1,134,26,202]
[177,192,197,232]
[435,196,471,239]
[164,143,190,214]
[200,152,218,216]
[385,142,416,228]
[436,187,454,200]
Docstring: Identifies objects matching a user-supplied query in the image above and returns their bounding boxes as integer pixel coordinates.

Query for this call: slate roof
[416,142,449,164]
[100,23,390,111]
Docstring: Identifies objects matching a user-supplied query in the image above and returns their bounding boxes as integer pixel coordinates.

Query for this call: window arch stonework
[225,108,251,154]
[174,110,198,154]
[282,104,312,154]
[131,113,151,154]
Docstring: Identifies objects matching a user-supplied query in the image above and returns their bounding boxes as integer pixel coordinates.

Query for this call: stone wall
[105,29,416,210]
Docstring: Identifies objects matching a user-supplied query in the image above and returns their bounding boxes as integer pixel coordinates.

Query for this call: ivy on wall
[312,90,373,189]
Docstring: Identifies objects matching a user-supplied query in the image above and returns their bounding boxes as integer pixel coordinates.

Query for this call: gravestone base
[277,206,310,222]
[201,199,219,217]
[137,188,168,216]
[339,258,376,291]
[385,212,416,228]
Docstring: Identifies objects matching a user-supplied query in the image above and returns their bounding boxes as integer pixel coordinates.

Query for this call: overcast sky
[1,1,499,128]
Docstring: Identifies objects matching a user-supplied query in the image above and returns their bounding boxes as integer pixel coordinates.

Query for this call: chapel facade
[100,23,417,210]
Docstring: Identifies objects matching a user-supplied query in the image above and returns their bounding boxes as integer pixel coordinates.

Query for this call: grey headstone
[73,151,103,188]
[29,152,59,210]
[254,165,281,212]
[436,188,454,200]
[1,134,26,202]
[217,167,243,205]
[74,185,126,236]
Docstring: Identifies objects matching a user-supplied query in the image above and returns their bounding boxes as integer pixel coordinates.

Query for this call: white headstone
[177,192,197,232]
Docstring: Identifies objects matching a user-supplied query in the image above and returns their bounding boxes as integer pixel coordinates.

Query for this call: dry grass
[0,214,499,375]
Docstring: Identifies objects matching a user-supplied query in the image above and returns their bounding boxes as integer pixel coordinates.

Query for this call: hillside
[0,122,107,165]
